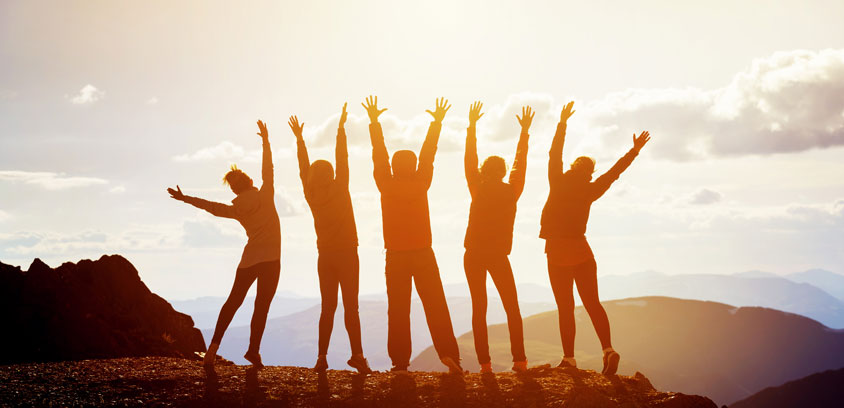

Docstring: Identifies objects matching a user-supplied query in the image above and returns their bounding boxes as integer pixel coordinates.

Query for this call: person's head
[480,155,507,182]
[569,156,596,181]
[223,164,254,194]
[391,150,417,178]
[307,160,335,186]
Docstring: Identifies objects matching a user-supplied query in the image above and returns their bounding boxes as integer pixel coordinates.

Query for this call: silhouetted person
[288,104,372,374]
[362,95,463,374]
[463,101,531,373]
[540,101,651,375]
[167,120,281,370]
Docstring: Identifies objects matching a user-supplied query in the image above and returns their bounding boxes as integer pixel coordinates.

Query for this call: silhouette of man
[362,95,463,374]
[288,104,372,374]
[463,101,532,373]
[167,120,281,370]
[540,101,651,375]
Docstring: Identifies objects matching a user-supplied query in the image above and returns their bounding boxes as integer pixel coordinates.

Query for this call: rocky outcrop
[729,367,844,408]
[0,255,205,364]
[0,357,717,407]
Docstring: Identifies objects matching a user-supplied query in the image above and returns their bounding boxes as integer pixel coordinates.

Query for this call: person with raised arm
[167,120,281,370]
[362,95,463,375]
[540,101,651,375]
[463,101,531,374]
[288,104,372,375]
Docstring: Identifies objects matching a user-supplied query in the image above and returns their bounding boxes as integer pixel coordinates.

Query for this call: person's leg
[207,264,259,366]
[386,251,413,369]
[488,254,526,364]
[414,248,460,369]
[548,258,576,360]
[338,249,363,356]
[464,250,490,366]
[573,258,611,350]
[245,260,280,365]
[317,252,341,358]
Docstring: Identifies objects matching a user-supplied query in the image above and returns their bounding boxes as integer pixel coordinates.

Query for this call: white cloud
[0,89,17,100]
[0,209,10,222]
[172,141,254,162]
[109,185,126,193]
[0,170,108,190]
[688,188,723,205]
[69,84,105,105]
[146,97,159,105]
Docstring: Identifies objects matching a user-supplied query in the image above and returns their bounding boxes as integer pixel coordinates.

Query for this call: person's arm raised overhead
[465,101,483,194]
[257,120,274,195]
[288,115,310,190]
[362,95,390,191]
[511,105,534,199]
[168,185,237,219]
[419,97,451,189]
[548,101,575,183]
[592,131,651,200]
[335,103,350,188]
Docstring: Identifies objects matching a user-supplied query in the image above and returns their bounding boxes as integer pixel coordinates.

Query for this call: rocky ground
[0,357,717,407]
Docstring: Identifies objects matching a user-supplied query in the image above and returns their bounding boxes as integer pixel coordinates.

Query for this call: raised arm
[256,120,274,194]
[464,101,483,192]
[335,103,350,188]
[548,101,575,182]
[167,185,237,219]
[418,97,450,188]
[510,105,534,199]
[592,131,651,200]
[362,95,391,191]
[288,115,310,189]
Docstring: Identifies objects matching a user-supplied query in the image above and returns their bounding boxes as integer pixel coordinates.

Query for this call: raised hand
[468,101,484,127]
[560,101,576,124]
[288,115,304,138]
[338,102,348,128]
[633,131,651,150]
[361,95,387,123]
[256,120,269,140]
[516,105,535,132]
[426,97,451,123]
[167,185,185,201]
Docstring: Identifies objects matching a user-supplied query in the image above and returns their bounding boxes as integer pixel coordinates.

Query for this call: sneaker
[602,351,620,375]
[243,351,264,368]
[347,355,373,374]
[441,357,464,375]
[557,358,577,369]
[512,361,528,373]
[314,356,328,372]
[480,363,493,374]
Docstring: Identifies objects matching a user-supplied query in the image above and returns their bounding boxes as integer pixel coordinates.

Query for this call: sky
[1,0,843,300]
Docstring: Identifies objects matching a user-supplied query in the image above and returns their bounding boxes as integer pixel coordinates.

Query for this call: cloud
[0,89,17,100]
[146,97,159,105]
[182,220,243,248]
[585,49,844,160]
[69,84,105,105]
[688,188,723,205]
[0,209,10,222]
[109,185,126,193]
[172,141,254,162]
[0,170,108,190]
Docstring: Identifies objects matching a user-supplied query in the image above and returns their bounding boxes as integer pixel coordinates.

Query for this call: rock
[0,255,205,364]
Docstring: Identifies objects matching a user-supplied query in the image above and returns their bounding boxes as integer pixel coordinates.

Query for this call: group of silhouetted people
[168,96,651,378]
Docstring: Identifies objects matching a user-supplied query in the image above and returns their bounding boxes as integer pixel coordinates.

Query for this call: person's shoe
[441,357,464,375]
[347,355,373,374]
[512,360,528,373]
[314,356,328,372]
[602,350,620,376]
[557,357,577,369]
[390,365,409,375]
[479,363,493,374]
[243,350,264,368]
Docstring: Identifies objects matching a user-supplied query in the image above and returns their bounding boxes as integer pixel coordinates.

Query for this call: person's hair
[570,156,596,175]
[480,156,507,181]
[222,164,253,194]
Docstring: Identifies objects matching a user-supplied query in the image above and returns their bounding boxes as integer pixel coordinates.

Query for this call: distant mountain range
[409,296,844,407]
[729,367,844,408]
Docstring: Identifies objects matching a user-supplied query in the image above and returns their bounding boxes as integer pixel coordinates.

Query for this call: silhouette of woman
[540,102,651,375]
[463,101,531,373]
[288,104,372,374]
[167,120,281,370]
